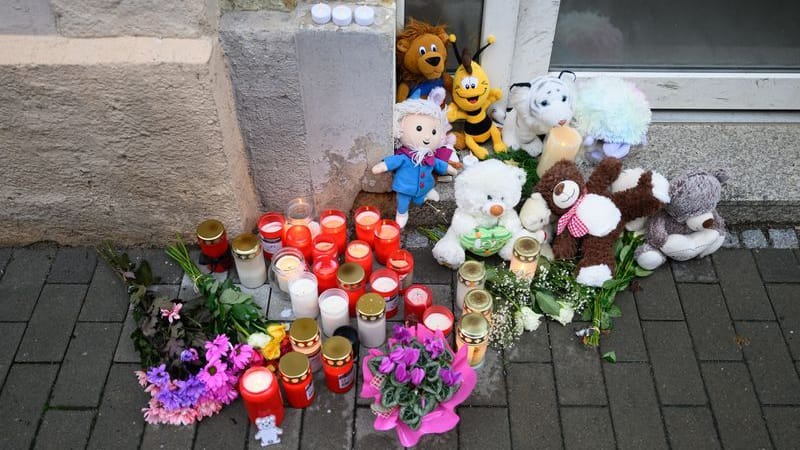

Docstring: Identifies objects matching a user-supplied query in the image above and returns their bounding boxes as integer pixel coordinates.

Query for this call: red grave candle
[337,262,366,317]
[404,284,432,324]
[345,240,373,281]
[278,352,316,409]
[312,255,339,294]
[369,268,400,319]
[196,219,232,272]
[239,366,285,425]
[422,305,454,337]
[354,206,380,246]
[319,209,347,255]
[387,249,414,294]
[373,219,401,265]
[312,234,338,263]
[284,225,313,262]
[257,212,285,260]
[322,336,355,394]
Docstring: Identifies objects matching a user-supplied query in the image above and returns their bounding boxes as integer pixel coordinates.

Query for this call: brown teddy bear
[396,18,453,103]
[535,158,668,286]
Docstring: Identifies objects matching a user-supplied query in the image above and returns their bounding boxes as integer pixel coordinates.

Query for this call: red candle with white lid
[257,212,285,259]
[353,206,380,246]
[403,284,432,323]
[319,209,347,255]
[373,219,401,265]
[369,268,400,319]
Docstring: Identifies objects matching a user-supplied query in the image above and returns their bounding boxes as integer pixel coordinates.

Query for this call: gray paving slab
[0,364,59,449]
[550,324,607,406]
[458,407,511,450]
[248,407,301,450]
[764,406,800,450]
[141,423,196,449]
[506,321,551,363]
[767,283,800,360]
[722,231,740,248]
[409,248,454,284]
[642,321,706,405]
[600,291,648,362]
[129,248,184,284]
[670,257,717,283]
[734,321,800,404]
[88,363,148,450]
[269,287,295,321]
[34,409,95,450]
[0,247,12,276]
[633,265,683,320]
[714,249,775,320]
[16,284,86,362]
[0,247,55,321]
[80,260,130,322]
[741,229,768,248]
[300,372,355,450]
[560,406,615,450]
[51,322,122,407]
[48,246,97,284]
[353,407,404,450]
[0,322,25,388]
[678,284,741,360]
[604,362,668,450]
[754,248,800,282]
[769,229,799,248]
[403,230,430,249]
[507,363,561,450]
[115,306,141,363]
[662,406,721,449]
[701,362,771,449]
[194,398,249,450]
[465,349,506,406]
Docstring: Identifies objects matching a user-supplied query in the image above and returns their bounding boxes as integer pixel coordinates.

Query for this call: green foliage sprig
[491,149,540,198]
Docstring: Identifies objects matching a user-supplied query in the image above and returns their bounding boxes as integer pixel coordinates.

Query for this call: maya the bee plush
[447,35,506,160]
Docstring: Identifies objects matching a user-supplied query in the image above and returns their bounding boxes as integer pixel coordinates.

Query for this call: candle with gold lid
[196,219,232,272]
[322,336,355,393]
[456,261,486,310]
[345,240,373,280]
[509,237,540,281]
[356,293,386,348]
[231,233,267,288]
[289,318,323,373]
[278,352,316,408]
[456,312,490,368]
[536,125,582,177]
[337,262,366,317]
[463,288,493,324]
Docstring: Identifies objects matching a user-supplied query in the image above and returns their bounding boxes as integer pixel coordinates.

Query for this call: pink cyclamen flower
[389,347,406,363]
[402,348,420,366]
[424,337,445,359]
[394,362,411,383]
[160,303,183,324]
[410,367,425,386]
[378,357,396,374]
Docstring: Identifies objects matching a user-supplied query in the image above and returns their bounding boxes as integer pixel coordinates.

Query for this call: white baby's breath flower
[520,306,543,331]
[247,332,272,349]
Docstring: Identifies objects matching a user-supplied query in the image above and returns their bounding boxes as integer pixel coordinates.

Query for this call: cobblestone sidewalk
[1,240,799,449]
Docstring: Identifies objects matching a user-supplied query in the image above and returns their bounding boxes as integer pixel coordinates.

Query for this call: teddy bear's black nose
[426,56,441,67]
[703,218,714,229]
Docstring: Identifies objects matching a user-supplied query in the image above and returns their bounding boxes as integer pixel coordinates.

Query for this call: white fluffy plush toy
[494,72,576,157]
[518,192,555,260]
[432,159,539,268]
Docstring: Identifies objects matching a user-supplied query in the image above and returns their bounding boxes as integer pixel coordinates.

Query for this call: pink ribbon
[556,193,589,237]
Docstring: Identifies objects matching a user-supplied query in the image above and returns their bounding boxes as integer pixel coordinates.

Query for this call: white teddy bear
[518,192,555,260]
[432,159,538,268]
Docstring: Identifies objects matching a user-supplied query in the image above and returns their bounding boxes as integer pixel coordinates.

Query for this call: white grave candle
[318,289,350,336]
[289,273,319,318]
[274,254,303,292]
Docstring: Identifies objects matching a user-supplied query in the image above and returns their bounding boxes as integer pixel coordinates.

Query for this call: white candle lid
[331,5,352,27]
[311,3,331,25]
[354,6,374,26]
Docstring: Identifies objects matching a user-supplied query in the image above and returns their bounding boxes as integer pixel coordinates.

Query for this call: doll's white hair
[393,88,447,141]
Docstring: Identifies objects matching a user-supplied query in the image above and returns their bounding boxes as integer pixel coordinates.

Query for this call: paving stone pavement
[0,241,799,449]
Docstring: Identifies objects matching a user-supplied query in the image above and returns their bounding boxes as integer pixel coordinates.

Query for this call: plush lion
[396,18,453,103]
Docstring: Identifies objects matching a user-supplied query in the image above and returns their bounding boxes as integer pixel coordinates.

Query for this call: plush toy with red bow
[535,158,668,286]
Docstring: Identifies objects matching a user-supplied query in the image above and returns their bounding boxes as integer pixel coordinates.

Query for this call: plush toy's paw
[470,146,489,160]
[602,142,631,159]
[698,233,725,258]
[425,189,440,202]
[576,264,613,287]
[498,241,514,261]
[539,242,554,260]
[493,140,507,153]
[395,212,409,229]
[661,230,720,261]
[636,246,667,270]
[650,171,671,204]
[432,238,466,269]
[521,139,543,157]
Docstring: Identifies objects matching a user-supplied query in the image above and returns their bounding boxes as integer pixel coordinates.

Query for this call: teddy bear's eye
[418,46,426,56]
[416,125,422,132]
[430,44,438,52]
[562,95,567,102]
[541,100,549,107]
[432,129,436,135]
[487,195,493,200]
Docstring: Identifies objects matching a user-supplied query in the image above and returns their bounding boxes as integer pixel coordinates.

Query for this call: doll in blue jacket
[372,88,459,228]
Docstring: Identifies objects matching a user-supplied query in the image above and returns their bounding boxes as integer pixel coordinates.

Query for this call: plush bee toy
[447,35,506,160]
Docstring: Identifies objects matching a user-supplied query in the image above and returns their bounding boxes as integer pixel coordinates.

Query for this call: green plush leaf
[602,351,617,363]
[536,291,561,316]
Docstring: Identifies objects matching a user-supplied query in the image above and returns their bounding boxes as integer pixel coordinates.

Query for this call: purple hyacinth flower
[424,337,445,359]
[146,364,170,388]
[378,357,395,375]
[410,367,425,386]
[392,325,413,344]
[439,368,462,387]
[402,348,420,366]
[389,346,406,363]
[394,363,411,383]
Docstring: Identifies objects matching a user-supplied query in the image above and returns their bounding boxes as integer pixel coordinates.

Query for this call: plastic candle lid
[197,219,225,241]
[354,6,374,26]
[464,289,493,312]
[459,312,489,339]
[513,236,540,259]
[331,5,352,26]
[311,3,331,24]
[231,233,260,256]
[322,336,352,360]
[337,262,365,284]
[290,318,319,342]
[458,260,485,281]
[356,293,385,317]
[279,352,310,378]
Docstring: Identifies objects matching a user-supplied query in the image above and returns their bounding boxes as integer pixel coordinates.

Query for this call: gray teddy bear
[635,169,728,270]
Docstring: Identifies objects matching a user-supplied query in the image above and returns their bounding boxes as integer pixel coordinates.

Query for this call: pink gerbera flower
[204,335,231,362]
[199,360,229,391]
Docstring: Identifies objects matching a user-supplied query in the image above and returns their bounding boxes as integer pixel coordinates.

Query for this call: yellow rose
[261,323,287,361]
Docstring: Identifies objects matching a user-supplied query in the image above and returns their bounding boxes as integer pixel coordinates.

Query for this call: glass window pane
[404,0,484,71]
[550,0,800,71]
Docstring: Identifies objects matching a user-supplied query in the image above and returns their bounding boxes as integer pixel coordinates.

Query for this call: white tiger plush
[495,72,576,157]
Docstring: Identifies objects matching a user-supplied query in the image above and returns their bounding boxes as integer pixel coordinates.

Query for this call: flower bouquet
[360,325,476,447]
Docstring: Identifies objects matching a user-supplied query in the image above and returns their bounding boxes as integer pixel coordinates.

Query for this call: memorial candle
[456,261,486,310]
[322,336,355,394]
[257,212,285,259]
[278,352,316,408]
[196,219,232,272]
[231,233,267,288]
[239,367,285,425]
[288,273,319,319]
[536,124,582,178]
[403,284,432,323]
[456,313,490,368]
[509,236,540,281]
[284,225,313,262]
[387,249,414,294]
[312,255,339,294]
[422,305,454,337]
[318,289,350,336]
[269,247,306,293]
[373,219,401,265]
[354,206,380,245]
[337,263,366,317]
[357,293,386,348]
[345,240,373,280]
[289,318,323,373]
[369,268,399,319]
[320,209,347,254]
[311,234,338,263]
[463,288,493,324]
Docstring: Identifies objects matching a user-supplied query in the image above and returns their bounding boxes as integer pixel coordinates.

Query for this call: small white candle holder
[311,3,332,25]
[331,5,353,27]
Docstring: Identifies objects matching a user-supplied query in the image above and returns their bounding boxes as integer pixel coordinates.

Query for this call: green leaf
[134,261,155,286]
[220,289,247,305]
[602,351,617,363]
[606,304,622,318]
[601,279,619,290]
[634,267,654,277]
[619,245,631,263]
[535,291,561,316]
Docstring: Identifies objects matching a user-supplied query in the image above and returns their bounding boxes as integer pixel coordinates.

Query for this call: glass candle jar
[196,219,232,272]
[319,209,347,255]
[456,261,486,310]
[337,263,366,317]
[369,268,399,319]
[278,352,316,408]
[318,289,350,337]
[322,336,355,394]
[257,212,285,260]
[269,247,306,293]
[387,249,414,294]
[285,197,315,230]
[289,318,322,373]
[403,284,432,324]
[333,325,360,361]
[289,273,319,319]
[354,205,380,246]
[345,240,373,281]
[463,289,493,324]
[373,219,401,265]
[357,293,386,348]
[284,225,313,262]
[239,366,285,425]
[232,233,267,288]
[456,312,490,369]
[311,234,338,263]
[312,255,339,294]
[509,236,540,281]
[422,305,455,337]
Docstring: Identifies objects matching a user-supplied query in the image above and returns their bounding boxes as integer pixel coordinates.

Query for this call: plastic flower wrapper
[360,325,477,447]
